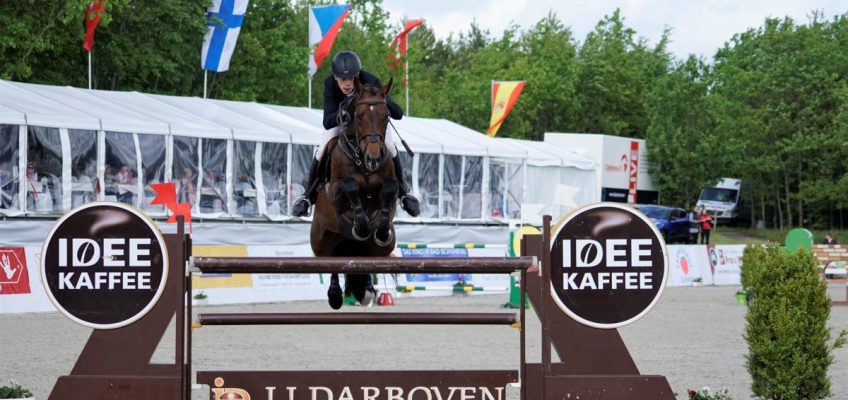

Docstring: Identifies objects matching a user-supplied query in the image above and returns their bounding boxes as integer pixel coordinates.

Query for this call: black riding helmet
[332,51,361,79]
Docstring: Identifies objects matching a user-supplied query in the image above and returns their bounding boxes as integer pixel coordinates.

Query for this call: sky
[381,0,845,60]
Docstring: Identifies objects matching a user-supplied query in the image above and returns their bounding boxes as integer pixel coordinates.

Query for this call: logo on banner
[212,377,251,400]
[550,203,668,329]
[677,249,691,276]
[707,244,718,276]
[40,202,168,329]
[0,248,31,294]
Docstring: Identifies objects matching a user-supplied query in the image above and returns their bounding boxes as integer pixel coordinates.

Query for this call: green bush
[0,380,32,398]
[742,243,847,400]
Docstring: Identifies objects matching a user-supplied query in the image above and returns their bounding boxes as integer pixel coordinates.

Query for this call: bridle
[339,94,389,175]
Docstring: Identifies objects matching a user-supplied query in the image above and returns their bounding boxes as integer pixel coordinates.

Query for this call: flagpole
[88,52,92,89]
[203,71,208,99]
[308,75,312,109]
[404,17,410,115]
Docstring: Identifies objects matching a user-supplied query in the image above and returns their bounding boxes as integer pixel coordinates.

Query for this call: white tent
[0,79,598,222]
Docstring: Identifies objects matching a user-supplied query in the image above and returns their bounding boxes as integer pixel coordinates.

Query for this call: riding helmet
[332,51,361,79]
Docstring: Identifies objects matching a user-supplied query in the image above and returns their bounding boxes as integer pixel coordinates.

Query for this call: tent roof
[497,138,595,169]
[417,118,527,159]
[150,94,286,142]
[0,81,101,130]
[0,104,26,125]
[209,99,321,144]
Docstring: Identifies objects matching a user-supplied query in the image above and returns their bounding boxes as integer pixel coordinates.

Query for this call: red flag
[83,1,106,52]
[386,19,424,87]
[166,202,193,233]
[149,182,177,208]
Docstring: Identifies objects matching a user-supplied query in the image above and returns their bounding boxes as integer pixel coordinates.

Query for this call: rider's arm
[322,76,340,130]
[386,95,403,120]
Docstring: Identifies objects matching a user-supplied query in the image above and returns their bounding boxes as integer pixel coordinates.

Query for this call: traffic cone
[377,291,395,306]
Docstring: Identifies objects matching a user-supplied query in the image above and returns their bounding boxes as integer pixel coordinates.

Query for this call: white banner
[666,245,712,287]
[708,244,745,286]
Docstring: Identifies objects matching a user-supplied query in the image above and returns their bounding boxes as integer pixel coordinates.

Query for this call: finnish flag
[201,0,249,72]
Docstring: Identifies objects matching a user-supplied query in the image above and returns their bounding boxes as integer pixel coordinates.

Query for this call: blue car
[635,205,691,243]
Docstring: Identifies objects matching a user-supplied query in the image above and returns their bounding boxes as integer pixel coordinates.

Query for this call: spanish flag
[487,80,525,137]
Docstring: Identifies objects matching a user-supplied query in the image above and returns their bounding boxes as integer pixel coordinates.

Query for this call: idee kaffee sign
[549,202,668,329]
[40,202,169,329]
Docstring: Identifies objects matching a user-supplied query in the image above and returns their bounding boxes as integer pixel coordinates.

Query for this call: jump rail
[192,256,535,274]
[198,312,519,326]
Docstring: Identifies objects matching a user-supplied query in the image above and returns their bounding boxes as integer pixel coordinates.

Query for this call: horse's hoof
[328,277,343,310]
[352,227,370,241]
[374,228,394,247]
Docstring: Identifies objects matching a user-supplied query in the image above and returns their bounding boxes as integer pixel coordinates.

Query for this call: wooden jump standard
[49,216,674,400]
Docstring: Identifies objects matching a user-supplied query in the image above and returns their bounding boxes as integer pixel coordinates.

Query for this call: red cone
[377,292,395,306]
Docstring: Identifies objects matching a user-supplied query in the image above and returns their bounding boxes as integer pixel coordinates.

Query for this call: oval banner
[40,202,169,329]
[550,202,668,329]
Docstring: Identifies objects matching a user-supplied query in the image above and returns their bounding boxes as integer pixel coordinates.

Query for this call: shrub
[0,380,32,398]
[742,243,847,399]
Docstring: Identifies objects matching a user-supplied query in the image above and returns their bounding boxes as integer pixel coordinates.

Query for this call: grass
[708,227,848,246]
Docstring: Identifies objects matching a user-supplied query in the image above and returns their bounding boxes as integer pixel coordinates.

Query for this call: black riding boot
[393,156,420,217]
[292,157,320,217]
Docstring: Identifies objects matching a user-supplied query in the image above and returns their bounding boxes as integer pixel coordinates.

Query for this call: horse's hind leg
[336,176,370,240]
[327,273,343,310]
[374,178,399,246]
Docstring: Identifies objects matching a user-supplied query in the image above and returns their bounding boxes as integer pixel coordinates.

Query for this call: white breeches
[315,126,398,161]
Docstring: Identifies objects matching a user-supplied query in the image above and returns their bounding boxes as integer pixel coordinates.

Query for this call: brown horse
[310,77,400,309]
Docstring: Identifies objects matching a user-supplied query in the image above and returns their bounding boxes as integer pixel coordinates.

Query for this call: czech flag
[308,4,350,77]
[487,81,525,137]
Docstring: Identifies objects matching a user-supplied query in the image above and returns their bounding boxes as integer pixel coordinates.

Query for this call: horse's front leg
[335,176,370,241]
[374,178,399,246]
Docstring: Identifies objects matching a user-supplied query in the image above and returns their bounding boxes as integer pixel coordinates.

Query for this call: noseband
[339,96,389,175]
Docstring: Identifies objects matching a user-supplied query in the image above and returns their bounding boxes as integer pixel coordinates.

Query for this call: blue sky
[382,0,845,60]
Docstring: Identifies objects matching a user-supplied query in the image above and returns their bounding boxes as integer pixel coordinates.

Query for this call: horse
[310,77,400,310]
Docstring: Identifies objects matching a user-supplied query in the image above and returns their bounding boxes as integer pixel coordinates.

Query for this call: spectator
[25,161,39,209]
[687,205,701,244]
[0,161,16,209]
[200,169,226,213]
[178,167,197,205]
[822,233,837,245]
[114,164,134,204]
[699,207,713,245]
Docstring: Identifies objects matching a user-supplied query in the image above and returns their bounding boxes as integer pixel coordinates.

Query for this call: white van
[696,178,749,226]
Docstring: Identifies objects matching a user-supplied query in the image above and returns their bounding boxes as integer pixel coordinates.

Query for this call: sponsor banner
[551,203,668,329]
[0,246,55,313]
[0,247,30,294]
[40,202,168,329]
[400,248,470,282]
[193,245,253,289]
[709,244,744,285]
[666,245,713,286]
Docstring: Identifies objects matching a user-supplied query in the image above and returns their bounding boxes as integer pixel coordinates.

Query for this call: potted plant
[688,386,733,399]
[192,290,208,306]
[0,380,34,399]
[734,290,747,306]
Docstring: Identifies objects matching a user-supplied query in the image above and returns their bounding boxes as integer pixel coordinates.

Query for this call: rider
[292,50,420,218]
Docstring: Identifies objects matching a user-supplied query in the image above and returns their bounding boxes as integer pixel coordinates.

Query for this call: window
[199,138,227,214]
[261,142,290,218]
[172,136,199,208]
[104,131,139,206]
[27,126,63,213]
[417,153,439,218]
[442,155,461,218]
[68,129,97,208]
[138,134,167,214]
[233,140,258,216]
[0,125,20,213]
[395,151,414,218]
[461,156,483,219]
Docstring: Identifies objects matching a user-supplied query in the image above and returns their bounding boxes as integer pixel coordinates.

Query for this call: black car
[634,205,691,243]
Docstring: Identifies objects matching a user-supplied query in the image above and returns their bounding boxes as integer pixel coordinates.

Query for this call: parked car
[634,205,691,243]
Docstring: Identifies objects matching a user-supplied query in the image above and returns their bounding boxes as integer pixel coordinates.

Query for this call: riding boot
[393,156,420,217]
[292,157,320,217]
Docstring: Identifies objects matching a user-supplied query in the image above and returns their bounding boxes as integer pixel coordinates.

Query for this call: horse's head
[344,77,394,173]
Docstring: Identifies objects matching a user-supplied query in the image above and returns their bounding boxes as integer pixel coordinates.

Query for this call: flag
[83,0,106,52]
[151,182,192,232]
[386,19,424,86]
[308,4,350,77]
[487,81,525,137]
[201,0,249,72]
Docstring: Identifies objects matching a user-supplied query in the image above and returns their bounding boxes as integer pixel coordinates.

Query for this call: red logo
[620,154,628,171]
[0,248,31,295]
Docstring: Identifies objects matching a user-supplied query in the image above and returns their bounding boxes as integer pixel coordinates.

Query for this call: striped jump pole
[396,285,509,293]
[397,243,508,249]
